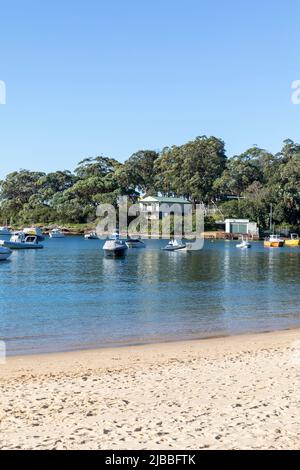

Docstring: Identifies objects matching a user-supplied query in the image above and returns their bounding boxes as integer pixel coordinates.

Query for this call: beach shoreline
[1,328,300,449]
[6,324,300,358]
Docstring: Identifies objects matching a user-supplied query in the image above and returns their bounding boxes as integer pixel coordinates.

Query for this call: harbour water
[1,236,300,355]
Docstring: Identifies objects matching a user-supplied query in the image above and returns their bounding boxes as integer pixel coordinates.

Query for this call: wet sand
[1,329,300,449]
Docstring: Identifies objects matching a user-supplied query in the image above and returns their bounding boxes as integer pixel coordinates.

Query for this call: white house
[139,196,192,220]
[225,219,259,236]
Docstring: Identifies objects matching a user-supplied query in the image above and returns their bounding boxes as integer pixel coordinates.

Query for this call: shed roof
[140,196,191,204]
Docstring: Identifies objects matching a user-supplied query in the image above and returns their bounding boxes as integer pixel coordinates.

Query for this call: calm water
[1,236,300,355]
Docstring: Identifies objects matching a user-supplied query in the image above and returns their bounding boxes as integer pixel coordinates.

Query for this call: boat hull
[0,254,11,260]
[0,247,12,260]
[285,240,300,247]
[103,248,128,257]
[236,242,251,249]
[162,245,187,252]
[264,241,284,248]
[103,240,128,257]
[126,240,145,248]
[0,241,43,250]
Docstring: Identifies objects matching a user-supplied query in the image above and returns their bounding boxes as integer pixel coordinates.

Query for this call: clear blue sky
[0,0,300,178]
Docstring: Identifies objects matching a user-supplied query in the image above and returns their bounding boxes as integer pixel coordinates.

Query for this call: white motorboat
[236,237,251,249]
[162,239,188,252]
[23,227,45,241]
[84,231,99,240]
[0,226,11,236]
[125,237,146,248]
[264,235,284,248]
[0,246,12,260]
[49,228,65,238]
[103,232,128,257]
[0,232,44,249]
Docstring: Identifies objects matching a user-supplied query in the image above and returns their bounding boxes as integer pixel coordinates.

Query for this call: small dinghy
[0,246,12,260]
[0,232,44,250]
[162,239,187,252]
[125,237,145,249]
[103,232,128,257]
[236,237,251,249]
[84,231,98,240]
[49,228,65,238]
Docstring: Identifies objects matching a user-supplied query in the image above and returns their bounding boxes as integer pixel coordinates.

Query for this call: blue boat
[0,232,44,250]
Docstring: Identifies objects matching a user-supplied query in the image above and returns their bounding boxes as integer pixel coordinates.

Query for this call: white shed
[225,219,258,236]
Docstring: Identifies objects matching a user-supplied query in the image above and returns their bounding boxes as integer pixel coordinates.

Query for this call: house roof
[225,219,250,223]
[140,196,191,204]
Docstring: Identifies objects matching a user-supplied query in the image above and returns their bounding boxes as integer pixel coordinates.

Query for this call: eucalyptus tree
[154,136,226,204]
[116,150,159,196]
[213,147,264,198]
[0,170,45,222]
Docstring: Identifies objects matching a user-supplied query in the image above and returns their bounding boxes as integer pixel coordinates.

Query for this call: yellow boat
[285,233,300,247]
[264,235,285,248]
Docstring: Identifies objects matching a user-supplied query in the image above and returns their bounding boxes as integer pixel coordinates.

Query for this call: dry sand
[1,329,300,450]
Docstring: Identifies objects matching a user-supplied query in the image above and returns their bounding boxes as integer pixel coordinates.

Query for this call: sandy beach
[1,329,300,450]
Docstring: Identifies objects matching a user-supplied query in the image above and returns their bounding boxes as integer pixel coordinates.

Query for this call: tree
[0,170,45,222]
[37,171,76,201]
[154,136,226,203]
[213,147,264,197]
[75,156,121,179]
[62,156,124,218]
[117,150,159,195]
[51,191,87,224]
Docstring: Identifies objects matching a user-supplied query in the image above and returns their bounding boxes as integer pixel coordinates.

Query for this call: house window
[230,223,248,234]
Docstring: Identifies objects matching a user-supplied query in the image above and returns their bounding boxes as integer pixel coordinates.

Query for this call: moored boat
[0,246,12,260]
[162,239,188,252]
[125,237,146,248]
[49,228,65,238]
[285,233,300,247]
[103,232,128,257]
[264,235,285,248]
[236,236,251,249]
[0,232,44,249]
[23,227,45,241]
[84,231,98,240]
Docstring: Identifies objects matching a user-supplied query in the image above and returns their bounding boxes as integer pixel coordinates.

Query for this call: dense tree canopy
[154,136,226,203]
[1,136,300,231]
[116,150,159,195]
